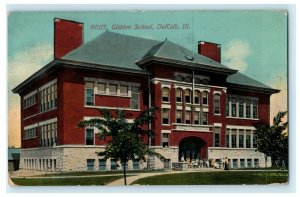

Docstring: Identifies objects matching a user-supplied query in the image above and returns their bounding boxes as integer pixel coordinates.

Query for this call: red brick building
[13,18,279,171]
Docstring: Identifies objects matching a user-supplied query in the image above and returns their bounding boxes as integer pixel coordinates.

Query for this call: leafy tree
[77,107,164,185]
[254,111,288,167]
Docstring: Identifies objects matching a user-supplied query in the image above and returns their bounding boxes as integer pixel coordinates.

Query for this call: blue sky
[8,11,287,146]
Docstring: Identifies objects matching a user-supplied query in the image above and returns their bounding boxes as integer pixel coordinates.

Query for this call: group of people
[180,155,230,170]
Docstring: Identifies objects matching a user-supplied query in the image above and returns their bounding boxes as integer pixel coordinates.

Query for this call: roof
[8,148,20,160]
[13,30,278,94]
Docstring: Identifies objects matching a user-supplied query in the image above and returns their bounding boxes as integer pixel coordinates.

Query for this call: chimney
[198,41,221,63]
[54,18,83,59]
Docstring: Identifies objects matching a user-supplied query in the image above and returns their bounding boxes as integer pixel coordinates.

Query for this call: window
[254,159,259,168]
[110,159,117,170]
[133,160,140,170]
[109,84,117,95]
[175,75,183,81]
[176,89,182,102]
[193,111,200,125]
[99,159,106,171]
[202,91,208,105]
[24,94,36,108]
[194,78,201,84]
[85,82,94,106]
[226,98,230,116]
[231,130,237,148]
[185,110,191,124]
[226,129,230,147]
[85,128,94,145]
[247,159,252,168]
[246,131,251,148]
[24,127,36,139]
[240,159,245,168]
[201,79,209,85]
[232,159,238,168]
[39,122,57,147]
[162,108,170,125]
[185,89,191,103]
[162,133,169,148]
[120,85,128,96]
[231,98,237,117]
[253,134,257,148]
[39,82,58,111]
[162,87,170,102]
[214,127,220,147]
[253,100,258,119]
[214,94,220,114]
[239,131,244,148]
[246,99,251,118]
[238,99,244,118]
[176,110,182,123]
[185,76,192,83]
[202,112,208,125]
[130,87,139,109]
[97,83,106,94]
[194,90,200,104]
[87,159,95,171]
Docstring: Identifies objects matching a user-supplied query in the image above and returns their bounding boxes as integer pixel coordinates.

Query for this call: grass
[11,175,124,186]
[131,171,288,185]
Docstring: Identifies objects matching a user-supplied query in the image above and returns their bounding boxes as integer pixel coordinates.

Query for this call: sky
[7,11,288,147]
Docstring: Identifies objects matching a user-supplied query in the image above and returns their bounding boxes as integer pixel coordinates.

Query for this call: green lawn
[11,175,124,186]
[131,171,288,185]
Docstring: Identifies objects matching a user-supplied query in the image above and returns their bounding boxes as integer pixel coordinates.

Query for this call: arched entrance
[179,137,206,161]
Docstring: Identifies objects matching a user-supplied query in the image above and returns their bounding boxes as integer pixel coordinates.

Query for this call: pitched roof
[227,72,272,89]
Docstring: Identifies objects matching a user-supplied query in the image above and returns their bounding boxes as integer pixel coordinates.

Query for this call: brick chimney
[198,41,221,63]
[54,18,83,59]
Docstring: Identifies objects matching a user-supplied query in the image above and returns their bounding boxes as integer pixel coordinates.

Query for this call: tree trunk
[123,161,127,185]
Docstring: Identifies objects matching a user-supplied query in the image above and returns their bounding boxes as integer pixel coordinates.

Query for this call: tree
[77,107,164,185]
[254,111,288,167]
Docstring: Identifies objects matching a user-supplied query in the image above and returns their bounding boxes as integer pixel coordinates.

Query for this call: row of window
[162,109,208,125]
[23,128,36,139]
[87,159,140,171]
[226,129,257,148]
[85,81,140,109]
[226,96,258,119]
[39,122,57,147]
[23,158,57,171]
[24,94,35,108]
[214,158,259,169]
[174,75,210,85]
[39,83,58,112]
[162,88,209,105]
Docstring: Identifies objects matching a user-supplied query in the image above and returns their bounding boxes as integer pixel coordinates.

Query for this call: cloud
[223,40,253,72]
[8,43,53,147]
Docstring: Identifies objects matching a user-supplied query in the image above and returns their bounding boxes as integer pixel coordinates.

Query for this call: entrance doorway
[179,137,205,161]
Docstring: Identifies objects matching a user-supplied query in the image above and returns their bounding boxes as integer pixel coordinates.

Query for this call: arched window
[185,76,192,83]
[176,88,182,103]
[185,89,191,103]
[162,87,170,102]
[194,90,200,104]
[175,75,183,81]
[194,78,201,84]
[214,94,221,114]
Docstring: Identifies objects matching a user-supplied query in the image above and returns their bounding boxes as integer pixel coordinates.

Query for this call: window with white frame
[239,130,244,148]
[227,96,259,119]
[231,129,237,148]
[231,98,237,117]
[226,129,230,147]
[176,110,182,123]
[214,94,220,114]
[246,130,251,148]
[85,128,94,145]
[162,133,170,147]
[185,110,191,124]
[130,87,140,109]
[85,82,94,106]
[214,127,220,147]
[162,87,170,102]
[193,111,200,125]
[202,91,208,105]
[24,94,36,108]
[39,121,57,147]
[239,98,244,118]
[99,159,106,171]
[253,100,258,119]
[202,112,208,125]
[253,134,257,148]
[109,84,117,95]
[194,90,200,104]
[162,108,170,125]
[39,83,57,111]
[24,127,36,139]
[185,89,191,103]
[87,159,95,171]
[120,85,128,96]
[97,82,106,94]
[176,88,182,103]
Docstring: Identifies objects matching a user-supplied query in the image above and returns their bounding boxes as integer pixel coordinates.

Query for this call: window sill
[85,105,141,112]
[23,136,38,140]
[95,93,131,98]
[214,113,221,116]
[226,116,259,121]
